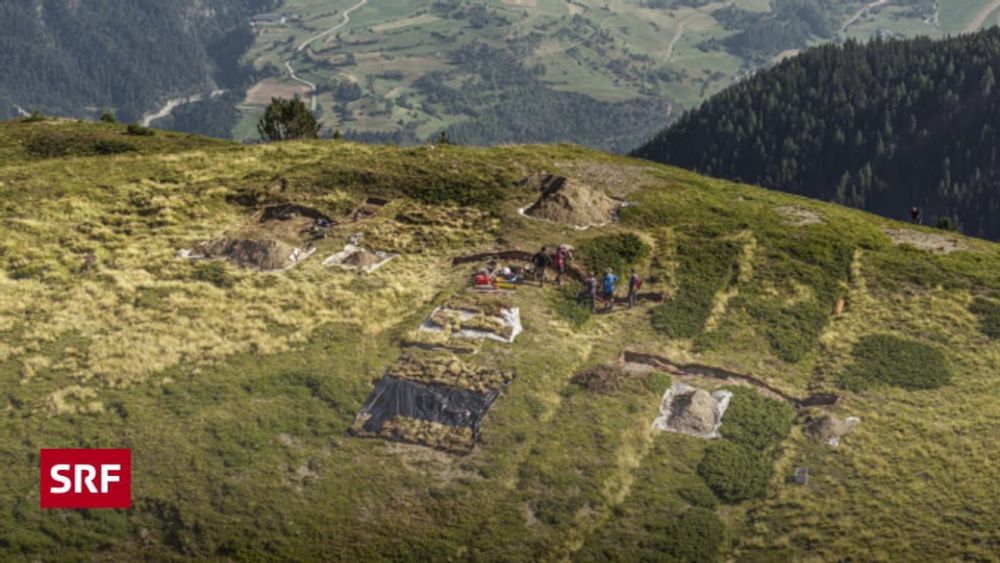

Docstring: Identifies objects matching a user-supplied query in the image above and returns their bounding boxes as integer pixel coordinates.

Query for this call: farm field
[233,0,997,149]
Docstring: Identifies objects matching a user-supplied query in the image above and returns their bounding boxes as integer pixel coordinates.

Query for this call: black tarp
[354,376,501,436]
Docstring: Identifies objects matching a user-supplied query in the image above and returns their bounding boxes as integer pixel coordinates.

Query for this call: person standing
[533,246,550,286]
[603,268,618,312]
[580,271,599,313]
[911,206,922,224]
[628,268,642,309]
[554,244,573,286]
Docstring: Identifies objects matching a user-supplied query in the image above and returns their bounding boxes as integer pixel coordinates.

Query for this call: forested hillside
[635,28,1000,240]
[0,0,274,124]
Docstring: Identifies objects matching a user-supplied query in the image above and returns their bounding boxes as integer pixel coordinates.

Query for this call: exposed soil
[778,205,824,226]
[571,365,626,394]
[884,227,965,254]
[194,238,303,271]
[341,249,384,268]
[191,204,328,271]
[522,174,621,229]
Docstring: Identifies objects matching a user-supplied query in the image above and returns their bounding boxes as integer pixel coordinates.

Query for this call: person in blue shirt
[602,268,618,311]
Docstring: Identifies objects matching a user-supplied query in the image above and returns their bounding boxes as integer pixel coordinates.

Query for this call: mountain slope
[634,28,1000,240]
[0,119,998,560]
[0,0,274,122]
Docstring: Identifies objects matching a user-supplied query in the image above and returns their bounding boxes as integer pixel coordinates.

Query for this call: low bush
[970,297,1000,339]
[578,232,650,276]
[676,485,718,510]
[126,123,155,136]
[720,387,794,450]
[547,285,591,327]
[697,440,772,503]
[651,236,740,338]
[193,262,234,289]
[93,139,136,155]
[653,507,725,562]
[644,371,672,396]
[840,334,950,391]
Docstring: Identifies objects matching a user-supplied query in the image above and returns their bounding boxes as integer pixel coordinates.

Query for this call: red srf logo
[40,449,131,509]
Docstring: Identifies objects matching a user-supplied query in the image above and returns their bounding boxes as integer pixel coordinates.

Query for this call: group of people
[579,268,642,313]
[471,243,644,313]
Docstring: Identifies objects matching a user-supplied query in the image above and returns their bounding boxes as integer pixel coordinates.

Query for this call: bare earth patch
[245,80,311,105]
[777,205,824,226]
[884,227,965,254]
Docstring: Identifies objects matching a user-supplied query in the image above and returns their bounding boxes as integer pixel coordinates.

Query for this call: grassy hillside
[234,0,997,147]
[1,119,998,560]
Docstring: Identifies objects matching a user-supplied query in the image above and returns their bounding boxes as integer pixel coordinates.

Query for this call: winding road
[140,89,226,127]
[966,0,1000,32]
[285,0,369,111]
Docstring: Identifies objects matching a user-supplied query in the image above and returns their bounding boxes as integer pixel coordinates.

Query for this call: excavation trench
[621,351,838,408]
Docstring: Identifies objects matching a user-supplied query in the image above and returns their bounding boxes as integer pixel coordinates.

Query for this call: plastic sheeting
[652,382,733,439]
[353,376,501,436]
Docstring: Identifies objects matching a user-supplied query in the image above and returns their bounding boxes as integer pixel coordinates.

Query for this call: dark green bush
[194,262,234,289]
[93,139,136,155]
[970,297,1000,339]
[22,110,47,123]
[548,285,591,327]
[126,123,155,136]
[99,109,118,123]
[578,233,650,276]
[697,441,772,503]
[720,387,794,450]
[840,334,950,391]
[676,485,718,510]
[651,236,740,338]
[644,371,672,396]
[653,507,725,563]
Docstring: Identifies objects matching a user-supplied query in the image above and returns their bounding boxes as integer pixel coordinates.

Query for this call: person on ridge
[603,268,618,312]
[910,206,922,224]
[579,271,599,313]
[554,244,573,286]
[628,268,642,309]
[533,246,550,286]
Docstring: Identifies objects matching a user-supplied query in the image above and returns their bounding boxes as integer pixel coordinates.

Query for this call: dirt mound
[670,388,720,435]
[341,249,383,268]
[196,238,302,271]
[804,415,859,447]
[522,174,620,228]
[778,205,823,226]
[571,365,625,394]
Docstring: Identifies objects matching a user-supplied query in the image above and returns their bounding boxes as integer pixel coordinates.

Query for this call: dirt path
[141,89,226,127]
[13,104,30,117]
[841,0,891,34]
[285,0,369,111]
[966,0,1000,32]
[664,14,695,62]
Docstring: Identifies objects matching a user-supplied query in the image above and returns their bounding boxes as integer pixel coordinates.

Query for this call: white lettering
[50,464,72,494]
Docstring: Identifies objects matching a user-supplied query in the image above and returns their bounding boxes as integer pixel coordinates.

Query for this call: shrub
[644,371,672,396]
[193,262,234,289]
[970,297,1000,339]
[99,109,118,123]
[22,110,47,123]
[547,285,591,327]
[652,507,725,563]
[578,233,650,276]
[697,441,772,503]
[720,387,794,450]
[676,485,718,510]
[840,334,950,391]
[126,123,155,136]
[651,236,740,338]
[93,139,136,155]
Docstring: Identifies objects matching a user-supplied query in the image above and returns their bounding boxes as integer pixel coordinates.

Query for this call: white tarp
[419,306,523,343]
[652,382,733,439]
[322,244,396,273]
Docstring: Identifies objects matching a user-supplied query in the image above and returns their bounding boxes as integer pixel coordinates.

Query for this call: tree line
[635,29,1000,240]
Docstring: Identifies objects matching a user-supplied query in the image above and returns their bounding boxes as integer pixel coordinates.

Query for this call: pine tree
[257,97,320,142]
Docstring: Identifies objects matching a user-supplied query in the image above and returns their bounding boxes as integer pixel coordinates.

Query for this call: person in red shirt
[554,244,573,286]
[474,269,492,287]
